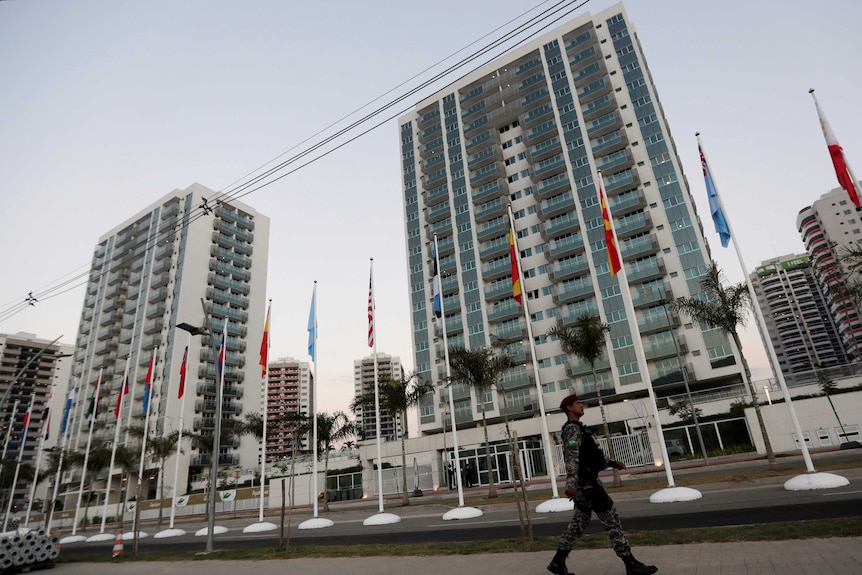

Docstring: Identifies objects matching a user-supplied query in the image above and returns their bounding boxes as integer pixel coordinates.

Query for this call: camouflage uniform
[557,419,632,559]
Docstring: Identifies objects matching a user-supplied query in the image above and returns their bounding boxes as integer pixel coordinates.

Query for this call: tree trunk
[733,332,777,471]
[592,367,621,487]
[158,462,165,526]
[400,431,409,506]
[481,411,497,498]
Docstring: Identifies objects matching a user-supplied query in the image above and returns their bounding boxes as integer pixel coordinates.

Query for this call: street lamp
[177,298,224,553]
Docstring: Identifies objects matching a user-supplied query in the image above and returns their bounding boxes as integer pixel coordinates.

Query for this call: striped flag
[143,349,156,413]
[307,287,317,361]
[178,340,189,399]
[259,303,270,378]
[599,178,622,277]
[509,226,522,305]
[19,395,34,456]
[40,391,52,440]
[432,246,442,327]
[367,266,375,348]
[60,384,75,435]
[114,367,129,420]
[811,90,861,208]
[85,371,102,423]
[218,321,228,382]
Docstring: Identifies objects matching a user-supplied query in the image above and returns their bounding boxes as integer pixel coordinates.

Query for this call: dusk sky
[2,0,860,420]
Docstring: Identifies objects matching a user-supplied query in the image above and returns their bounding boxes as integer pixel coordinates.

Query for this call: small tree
[313,411,355,512]
[671,262,777,471]
[817,369,849,444]
[351,372,433,505]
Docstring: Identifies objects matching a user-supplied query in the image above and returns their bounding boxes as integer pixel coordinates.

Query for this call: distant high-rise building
[0,332,73,505]
[265,357,312,461]
[750,254,847,376]
[398,2,745,437]
[69,183,269,501]
[797,186,862,357]
[353,354,403,442]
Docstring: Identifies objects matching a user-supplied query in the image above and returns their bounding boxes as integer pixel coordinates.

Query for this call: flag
[367,268,375,348]
[812,91,861,208]
[114,368,129,420]
[307,287,317,361]
[41,391,52,440]
[432,246,443,327]
[85,371,102,423]
[61,384,75,434]
[143,349,156,413]
[599,179,623,277]
[218,322,228,382]
[699,143,731,247]
[259,304,270,378]
[178,341,188,399]
[509,227,523,304]
[19,396,34,456]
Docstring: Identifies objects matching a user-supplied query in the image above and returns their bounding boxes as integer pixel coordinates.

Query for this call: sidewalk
[53,537,862,575]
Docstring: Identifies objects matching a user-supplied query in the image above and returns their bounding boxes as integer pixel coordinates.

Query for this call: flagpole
[168,335,189,532]
[69,369,101,540]
[598,171,698,503]
[25,389,51,526]
[810,89,862,208]
[506,207,563,512]
[99,360,128,535]
[47,382,75,532]
[0,401,20,483]
[5,396,34,528]
[298,282,332,529]
[697,134,848,490]
[435,235,482,520]
[133,348,157,541]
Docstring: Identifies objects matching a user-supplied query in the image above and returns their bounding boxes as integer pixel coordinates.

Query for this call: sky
[2,0,861,420]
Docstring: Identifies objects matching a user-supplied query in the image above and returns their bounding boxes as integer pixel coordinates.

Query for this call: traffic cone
[112,528,124,558]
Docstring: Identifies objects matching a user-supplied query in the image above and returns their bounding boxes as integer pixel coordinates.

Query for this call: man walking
[547,393,657,575]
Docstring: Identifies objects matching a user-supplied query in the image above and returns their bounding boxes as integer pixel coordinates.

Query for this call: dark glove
[609,460,626,470]
[565,488,576,501]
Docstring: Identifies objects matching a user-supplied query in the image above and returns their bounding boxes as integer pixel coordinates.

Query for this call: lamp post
[177,298,223,554]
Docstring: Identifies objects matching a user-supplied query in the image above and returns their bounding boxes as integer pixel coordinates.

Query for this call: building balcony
[528,135,563,163]
[471,178,507,204]
[476,216,508,241]
[487,300,520,322]
[467,146,502,171]
[547,233,585,260]
[469,161,504,188]
[484,280,515,303]
[523,120,557,145]
[549,254,590,281]
[553,277,594,305]
[425,182,449,207]
[610,188,646,212]
[427,200,452,223]
[521,103,554,127]
[474,197,506,222]
[614,211,652,239]
[566,356,610,378]
[490,322,526,343]
[481,257,511,282]
[542,213,580,240]
[532,153,567,180]
[537,192,576,220]
[479,236,510,261]
[585,110,622,139]
[590,125,626,154]
[627,257,666,282]
[637,309,679,334]
[620,233,659,261]
[632,282,673,308]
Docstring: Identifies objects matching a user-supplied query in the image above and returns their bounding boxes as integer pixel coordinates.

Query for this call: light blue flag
[699,144,730,248]
[307,287,317,361]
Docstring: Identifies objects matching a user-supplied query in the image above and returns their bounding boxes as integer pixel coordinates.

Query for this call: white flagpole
[0,400,20,482]
[25,390,51,526]
[435,235,482,520]
[506,206,561,509]
[371,261,384,513]
[597,171,698,502]
[133,348,157,537]
[70,369,102,537]
[5,395,34,528]
[259,302,270,523]
[168,335,190,531]
[46,382,74,532]
[100,359,128,534]
[696,135,848,490]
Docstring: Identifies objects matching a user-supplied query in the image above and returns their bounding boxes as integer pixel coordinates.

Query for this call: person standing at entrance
[547,393,657,575]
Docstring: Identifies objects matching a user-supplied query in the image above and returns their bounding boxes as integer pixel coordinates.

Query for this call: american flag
[367,266,375,348]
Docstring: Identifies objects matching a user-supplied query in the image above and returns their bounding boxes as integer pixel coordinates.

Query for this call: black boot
[546,549,571,575]
[622,555,657,575]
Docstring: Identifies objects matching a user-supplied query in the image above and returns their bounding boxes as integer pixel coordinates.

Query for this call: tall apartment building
[68,183,269,502]
[398,3,745,438]
[265,357,312,461]
[353,354,403,442]
[750,255,847,377]
[797,186,862,358]
[0,333,73,505]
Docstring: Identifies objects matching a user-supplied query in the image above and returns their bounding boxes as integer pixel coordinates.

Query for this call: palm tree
[548,313,621,487]
[671,262,778,470]
[146,431,181,526]
[351,372,434,505]
[448,346,514,499]
[313,411,355,512]
[66,444,133,530]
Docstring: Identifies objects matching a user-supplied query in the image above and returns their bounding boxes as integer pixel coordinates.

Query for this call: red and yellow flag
[509,227,522,305]
[600,181,622,277]
[259,303,270,378]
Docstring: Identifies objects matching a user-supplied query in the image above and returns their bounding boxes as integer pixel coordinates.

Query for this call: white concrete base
[122,530,147,540]
[649,486,703,503]
[784,472,850,491]
[535,497,574,513]
[83,533,114,543]
[153,528,187,538]
[442,506,483,520]
[194,525,228,536]
[242,521,278,533]
[298,517,334,530]
[363,512,401,526]
[59,534,87,544]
